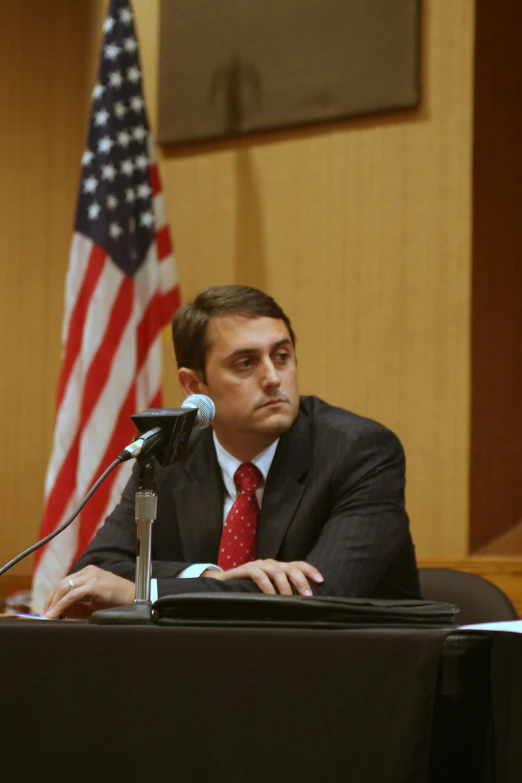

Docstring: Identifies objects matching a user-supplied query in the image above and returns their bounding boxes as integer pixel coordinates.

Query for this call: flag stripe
[79,274,134,424]
[57,245,107,406]
[150,163,161,196]
[156,225,172,260]
[137,291,170,370]
[43,249,123,498]
[74,382,137,556]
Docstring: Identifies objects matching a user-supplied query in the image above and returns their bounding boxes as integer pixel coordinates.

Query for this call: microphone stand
[90,454,158,625]
[134,456,157,605]
[89,407,199,624]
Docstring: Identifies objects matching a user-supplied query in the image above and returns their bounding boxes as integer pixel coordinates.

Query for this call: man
[44,285,420,618]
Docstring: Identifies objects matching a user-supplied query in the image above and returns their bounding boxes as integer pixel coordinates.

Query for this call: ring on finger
[68,578,75,590]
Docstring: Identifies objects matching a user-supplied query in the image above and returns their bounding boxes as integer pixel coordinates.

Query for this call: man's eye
[275,352,289,363]
[236,359,252,370]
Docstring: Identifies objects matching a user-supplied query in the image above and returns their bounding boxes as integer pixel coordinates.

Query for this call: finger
[43,577,77,614]
[292,561,324,584]
[249,569,277,595]
[268,567,294,596]
[44,565,91,613]
[44,583,92,619]
[284,565,315,596]
[42,586,58,614]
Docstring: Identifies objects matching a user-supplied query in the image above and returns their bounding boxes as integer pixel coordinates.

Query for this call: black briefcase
[152,592,459,628]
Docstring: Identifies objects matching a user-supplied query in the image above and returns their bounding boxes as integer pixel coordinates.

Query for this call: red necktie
[217,462,263,570]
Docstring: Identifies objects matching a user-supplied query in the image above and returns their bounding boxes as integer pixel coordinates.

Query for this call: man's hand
[202,559,324,596]
[43,565,135,619]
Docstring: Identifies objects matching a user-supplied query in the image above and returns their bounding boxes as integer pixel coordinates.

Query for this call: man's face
[197,315,300,456]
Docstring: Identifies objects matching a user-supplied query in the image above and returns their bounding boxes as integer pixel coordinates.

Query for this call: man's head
[173,285,300,460]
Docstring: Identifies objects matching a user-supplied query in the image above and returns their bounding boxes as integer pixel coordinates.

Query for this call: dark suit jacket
[73,396,420,599]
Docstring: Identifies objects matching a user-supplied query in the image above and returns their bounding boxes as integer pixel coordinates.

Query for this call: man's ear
[178,367,206,397]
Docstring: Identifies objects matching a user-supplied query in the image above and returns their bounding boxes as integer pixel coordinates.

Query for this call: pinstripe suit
[73,396,420,599]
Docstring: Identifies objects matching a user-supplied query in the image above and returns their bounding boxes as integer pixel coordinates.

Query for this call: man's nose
[260,359,281,389]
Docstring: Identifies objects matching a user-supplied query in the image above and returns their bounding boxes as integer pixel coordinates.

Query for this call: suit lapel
[172,430,224,563]
[257,407,311,558]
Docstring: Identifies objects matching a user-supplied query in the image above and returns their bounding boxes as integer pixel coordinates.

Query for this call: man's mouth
[258,398,286,409]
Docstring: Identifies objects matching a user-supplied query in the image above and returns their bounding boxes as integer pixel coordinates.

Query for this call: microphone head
[181,394,216,429]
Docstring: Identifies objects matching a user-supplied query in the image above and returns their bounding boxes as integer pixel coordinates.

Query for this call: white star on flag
[103,16,115,33]
[130,95,144,112]
[134,154,148,170]
[124,37,137,53]
[83,176,98,194]
[120,159,134,176]
[87,202,101,220]
[117,130,131,147]
[132,125,147,142]
[104,44,121,61]
[109,71,123,88]
[94,109,110,127]
[109,222,123,239]
[127,66,141,83]
[114,101,126,118]
[98,136,114,154]
[82,149,95,166]
[125,188,135,203]
[120,7,133,24]
[137,183,152,199]
[106,193,118,209]
[101,164,117,181]
[139,210,154,227]
[92,83,105,100]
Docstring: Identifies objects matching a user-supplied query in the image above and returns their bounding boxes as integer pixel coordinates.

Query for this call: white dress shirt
[150,434,279,601]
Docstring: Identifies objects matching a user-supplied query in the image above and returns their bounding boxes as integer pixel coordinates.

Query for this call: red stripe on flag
[57,245,106,407]
[161,286,182,325]
[135,281,180,371]
[136,292,164,371]
[150,163,161,196]
[156,225,172,260]
[149,389,162,409]
[73,382,137,558]
[80,275,134,425]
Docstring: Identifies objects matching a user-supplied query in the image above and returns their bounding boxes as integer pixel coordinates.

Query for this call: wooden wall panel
[0,1,92,574]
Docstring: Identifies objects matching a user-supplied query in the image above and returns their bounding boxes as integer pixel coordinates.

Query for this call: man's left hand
[43,565,135,619]
[202,559,324,596]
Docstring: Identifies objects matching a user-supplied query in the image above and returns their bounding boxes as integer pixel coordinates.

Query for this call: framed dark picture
[157,0,421,144]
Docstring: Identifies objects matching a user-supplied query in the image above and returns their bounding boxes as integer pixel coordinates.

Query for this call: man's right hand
[202,559,324,596]
[43,565,135,618]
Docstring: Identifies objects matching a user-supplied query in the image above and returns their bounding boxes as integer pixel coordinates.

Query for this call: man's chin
[254,406,297,435]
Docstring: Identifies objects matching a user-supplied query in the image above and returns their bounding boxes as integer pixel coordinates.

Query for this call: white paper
[460,620,522,633]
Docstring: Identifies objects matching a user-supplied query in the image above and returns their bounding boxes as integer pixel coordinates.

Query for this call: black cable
[0,455,126,578]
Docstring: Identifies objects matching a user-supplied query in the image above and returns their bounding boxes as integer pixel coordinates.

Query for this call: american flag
[31,0,180,612]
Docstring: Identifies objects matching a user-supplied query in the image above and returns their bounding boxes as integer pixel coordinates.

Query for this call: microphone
[121,394,215,465]
[180,393,216,429]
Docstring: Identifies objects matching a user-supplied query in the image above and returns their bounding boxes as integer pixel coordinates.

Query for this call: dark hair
[172,285,296,380]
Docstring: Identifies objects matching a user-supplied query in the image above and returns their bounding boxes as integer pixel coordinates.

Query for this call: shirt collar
[213,431,279,498]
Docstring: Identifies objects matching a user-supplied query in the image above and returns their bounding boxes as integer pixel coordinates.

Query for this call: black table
[490,632,522,783]
[0,620,492,783]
